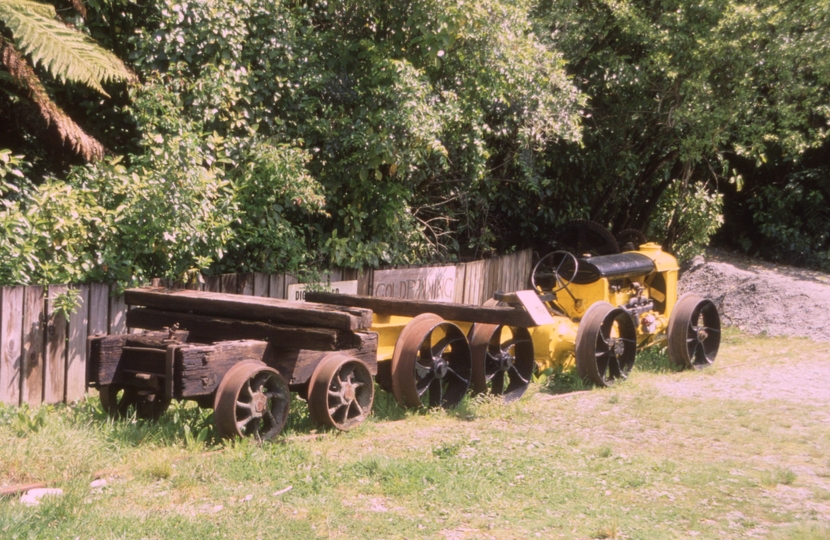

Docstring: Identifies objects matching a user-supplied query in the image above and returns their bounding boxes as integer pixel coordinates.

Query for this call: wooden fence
[0,249,532,407]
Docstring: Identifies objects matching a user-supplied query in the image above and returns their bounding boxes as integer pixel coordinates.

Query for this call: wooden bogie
[214,360,290,441]
[99,384,170,421]
[307,353,374,430]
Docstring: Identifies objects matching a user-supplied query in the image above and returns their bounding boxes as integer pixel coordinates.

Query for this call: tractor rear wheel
[667,293,721,369]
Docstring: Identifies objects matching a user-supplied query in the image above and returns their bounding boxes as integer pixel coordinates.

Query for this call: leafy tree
[528,0,830,256]
[0,0,133,164]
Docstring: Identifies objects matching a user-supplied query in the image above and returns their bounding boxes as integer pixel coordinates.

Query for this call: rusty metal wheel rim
[392,314,471,408]
[214,361,290,441]
[469,323,534,402]
[99,385,170,421]
[668,293,721,370]
[575,302,637,387]
[308,353,374,430]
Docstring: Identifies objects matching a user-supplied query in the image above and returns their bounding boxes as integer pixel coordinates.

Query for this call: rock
[20,488,63,506]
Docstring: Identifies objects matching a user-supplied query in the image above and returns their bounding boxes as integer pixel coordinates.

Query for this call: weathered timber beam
[176,332,378,397]
[125,287,373,331]
[88,331,188,387]
[127,308,363,351]
[304,292,541,327]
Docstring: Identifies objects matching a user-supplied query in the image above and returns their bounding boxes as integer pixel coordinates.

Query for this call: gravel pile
[678,250,830,342]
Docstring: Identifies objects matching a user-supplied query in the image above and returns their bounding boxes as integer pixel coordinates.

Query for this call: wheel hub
[341,380,356,402]
[612,338,625,356]
[433,358,449,379]
[696,328,708,343]
[497,352,515,372]
[252,392,268,416]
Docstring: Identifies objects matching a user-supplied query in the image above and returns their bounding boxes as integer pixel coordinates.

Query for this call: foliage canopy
[1,0,829,285]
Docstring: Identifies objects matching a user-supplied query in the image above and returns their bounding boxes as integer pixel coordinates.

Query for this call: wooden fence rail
[0,249,532,406]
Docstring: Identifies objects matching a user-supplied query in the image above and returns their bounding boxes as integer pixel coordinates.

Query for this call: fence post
[0,286,24,405]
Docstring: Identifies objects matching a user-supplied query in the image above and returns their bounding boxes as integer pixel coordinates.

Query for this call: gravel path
[679,249,830,341]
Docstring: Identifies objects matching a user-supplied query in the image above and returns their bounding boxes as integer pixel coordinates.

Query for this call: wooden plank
[358,269,371,296]
[66,285,89,403]
[372,266,456,302]
[124,288,373,331]
[462,260,486,305]
[453,264,467,304]
[88,331,189,387]
[204,275,221,292]
[305,292,542,327]
[176,332,378,396]
[220,274,238,295]
[237,273,254,295]
[253,273,269,297]
[44,285,68,404]
[268,274,285,299]
[88,283,109,336]
[21,286,45,406]
[283,274,298,300]
[0,286,24,405]
[126,308,363,351]
[109,287,128,335]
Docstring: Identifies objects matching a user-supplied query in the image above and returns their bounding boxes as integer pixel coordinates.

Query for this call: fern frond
[1,38,105,161]
[0,0,134,96]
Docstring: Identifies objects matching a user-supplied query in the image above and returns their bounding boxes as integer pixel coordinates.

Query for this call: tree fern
[0,0,133,96]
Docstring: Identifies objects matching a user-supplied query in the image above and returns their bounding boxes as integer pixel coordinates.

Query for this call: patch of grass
[541,364,590,394]
[634,344,682,374]
[769,522,830,539]
[761,467,798,487]
[1,332,829,539]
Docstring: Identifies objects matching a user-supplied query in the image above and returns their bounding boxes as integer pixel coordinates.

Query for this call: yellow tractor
[524,238,721,387]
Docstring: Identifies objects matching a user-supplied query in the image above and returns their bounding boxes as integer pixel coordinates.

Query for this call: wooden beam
[88,331,189,387]
[175,332,378,396]
[125,308,365,351]
[124,288,373,331]
[304,292,543,327]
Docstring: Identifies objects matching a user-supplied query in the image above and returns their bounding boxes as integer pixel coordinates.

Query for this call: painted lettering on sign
[287,280,358,303]
[372,267,456,302]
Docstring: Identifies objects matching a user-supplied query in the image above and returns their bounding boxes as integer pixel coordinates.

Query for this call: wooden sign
[372,266,456,302]
[287,280,359,302]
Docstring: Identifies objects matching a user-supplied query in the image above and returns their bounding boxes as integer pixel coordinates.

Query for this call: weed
[634,345,681,373]
[761,467,797,487]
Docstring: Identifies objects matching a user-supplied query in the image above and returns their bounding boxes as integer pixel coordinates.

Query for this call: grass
[2,329,830,538]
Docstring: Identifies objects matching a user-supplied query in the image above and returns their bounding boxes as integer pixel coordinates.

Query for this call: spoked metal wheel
[391,313,472,408]
[307,353,374,430]
[214,360,290,441]
[99,385,170,421]
[469,323,534,402]
[668,293,721,369]
[575,301,637,387]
